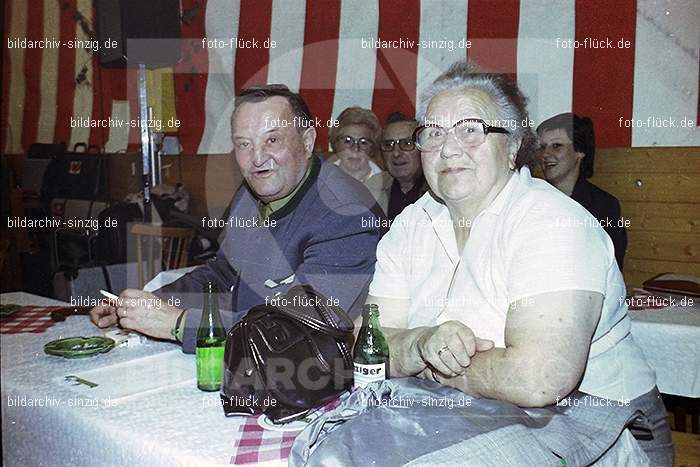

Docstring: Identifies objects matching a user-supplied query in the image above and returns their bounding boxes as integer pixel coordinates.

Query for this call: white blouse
[369,167,656,402]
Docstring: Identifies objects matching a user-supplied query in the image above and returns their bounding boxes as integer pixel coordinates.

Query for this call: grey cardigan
[156,156,383,353]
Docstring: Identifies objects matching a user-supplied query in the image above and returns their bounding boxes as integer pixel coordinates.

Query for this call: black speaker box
[95,0,181,68]
[40,148,109,202]
[28,143,67,159]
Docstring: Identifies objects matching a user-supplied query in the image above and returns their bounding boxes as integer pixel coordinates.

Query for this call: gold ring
[438,346,449,356]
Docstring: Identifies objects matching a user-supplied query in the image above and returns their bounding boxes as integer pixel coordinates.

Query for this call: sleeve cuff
[175,310,187,343]
[181,308,203,354]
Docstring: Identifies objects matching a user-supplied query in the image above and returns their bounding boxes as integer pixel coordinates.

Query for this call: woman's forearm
[384,327,553,406]
[436,346,573,407]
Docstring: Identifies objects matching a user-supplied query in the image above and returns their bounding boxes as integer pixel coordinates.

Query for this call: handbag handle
[73,143,88,153]
[72,143,102,154]
[247,286,354,340]
[285,285,354,334]
[248,304,350,340]
[275,305,352,339]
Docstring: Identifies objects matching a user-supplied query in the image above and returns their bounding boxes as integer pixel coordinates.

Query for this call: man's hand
[416,321,494,377]
[90,289,183,341]
[90,302,118,328]
[116,289,183,340]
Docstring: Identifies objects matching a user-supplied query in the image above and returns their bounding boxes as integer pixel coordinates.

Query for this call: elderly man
[91,84,382,353]
[367,112,428,220]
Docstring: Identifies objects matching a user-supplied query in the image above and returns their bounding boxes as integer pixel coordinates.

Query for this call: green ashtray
[44,336,116,359]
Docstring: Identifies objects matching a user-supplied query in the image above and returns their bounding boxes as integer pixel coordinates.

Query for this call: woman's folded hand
[416,321,494,376]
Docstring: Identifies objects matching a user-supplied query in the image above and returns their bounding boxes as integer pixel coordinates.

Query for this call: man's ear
[507,138,522,170]
[302,126,317,158]
[574,150,585,162]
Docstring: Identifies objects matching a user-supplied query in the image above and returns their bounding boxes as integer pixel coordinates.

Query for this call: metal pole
[148,107,160,187]
[137,63,151,222]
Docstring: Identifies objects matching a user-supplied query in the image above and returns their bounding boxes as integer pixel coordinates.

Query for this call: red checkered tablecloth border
[230,397,343,465]
[0,306,59,334]
[231,419,298,464]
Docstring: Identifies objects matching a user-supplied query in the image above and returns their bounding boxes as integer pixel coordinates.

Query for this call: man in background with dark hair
[367,112,428,221]
[537,112,627,270]
[90,84,383,352]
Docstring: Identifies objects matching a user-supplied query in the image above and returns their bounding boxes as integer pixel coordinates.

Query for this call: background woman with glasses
[328,107,383,184]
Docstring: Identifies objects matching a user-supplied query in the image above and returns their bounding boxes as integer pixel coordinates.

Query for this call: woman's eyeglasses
[413,118,510,151]
[334,135,374,153]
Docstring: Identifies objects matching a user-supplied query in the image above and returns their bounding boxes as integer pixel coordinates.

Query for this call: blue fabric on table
[290,378,652,467]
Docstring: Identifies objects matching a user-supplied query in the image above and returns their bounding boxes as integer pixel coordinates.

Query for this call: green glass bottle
[196,282,227,392]
[353,304,390,389]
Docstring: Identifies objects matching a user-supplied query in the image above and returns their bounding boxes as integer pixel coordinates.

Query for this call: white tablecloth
[3,291,697,466]
[0,292,263,467]
[629,304,700,398]
[144,266,197,292]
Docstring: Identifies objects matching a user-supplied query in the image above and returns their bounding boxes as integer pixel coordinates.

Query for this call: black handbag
[40,143,108,206]
[220,285,355,424]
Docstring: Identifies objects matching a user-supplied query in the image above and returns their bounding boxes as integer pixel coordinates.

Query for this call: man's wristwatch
[170,310,186,343]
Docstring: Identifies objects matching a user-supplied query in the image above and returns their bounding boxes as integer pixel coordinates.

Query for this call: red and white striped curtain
[3,0,699,155]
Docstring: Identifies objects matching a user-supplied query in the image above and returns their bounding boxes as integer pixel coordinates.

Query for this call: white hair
[416,61,536,169]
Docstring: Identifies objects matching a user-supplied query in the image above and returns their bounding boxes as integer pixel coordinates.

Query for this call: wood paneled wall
[591,147,699,289]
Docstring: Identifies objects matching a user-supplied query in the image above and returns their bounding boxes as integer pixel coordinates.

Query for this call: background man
[367,112,428,221]
[90,85,382,352]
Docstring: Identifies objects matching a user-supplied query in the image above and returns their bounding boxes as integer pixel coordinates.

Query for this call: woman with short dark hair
[536,113,627,270]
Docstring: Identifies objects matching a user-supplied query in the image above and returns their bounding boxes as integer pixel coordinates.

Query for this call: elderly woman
[329,107,383,183]
[363,62,672,465]
[537,113,627,270]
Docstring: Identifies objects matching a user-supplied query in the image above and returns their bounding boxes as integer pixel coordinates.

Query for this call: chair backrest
[130,223,194,288]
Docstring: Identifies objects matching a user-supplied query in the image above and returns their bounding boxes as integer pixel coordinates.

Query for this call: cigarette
[99,290,120,302]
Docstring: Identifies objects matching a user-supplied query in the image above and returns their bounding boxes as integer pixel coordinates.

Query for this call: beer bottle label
[353,362,386,389]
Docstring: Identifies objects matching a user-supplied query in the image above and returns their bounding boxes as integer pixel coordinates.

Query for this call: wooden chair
[672,431,700,467]
[130,223,194,289]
